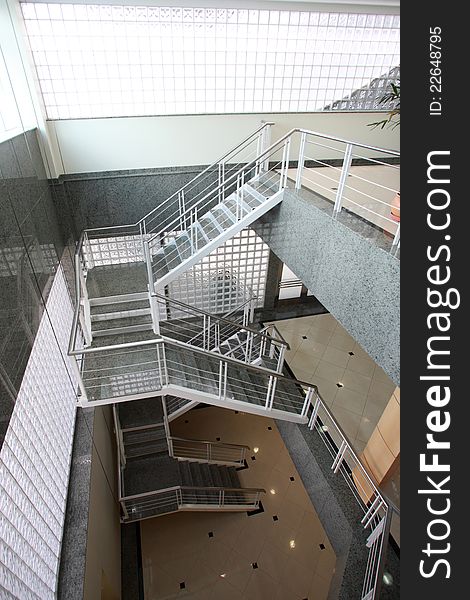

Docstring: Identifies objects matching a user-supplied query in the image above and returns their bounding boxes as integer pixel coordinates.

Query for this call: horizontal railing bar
[73,335,317,390]
[169,436,250,450]
[342,184,398,207]
[303,156,344,173]
[120,485,265,502]
[349,152,401,169]
[341,196,398,224]
[299,128,400,157]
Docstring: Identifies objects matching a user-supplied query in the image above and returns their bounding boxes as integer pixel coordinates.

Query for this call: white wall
[0,0,60,176]
[50,111,400,174]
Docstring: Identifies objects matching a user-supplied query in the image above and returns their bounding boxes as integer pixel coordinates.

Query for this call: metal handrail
[260,323,290,350]
[168,436,250,451]
[146,133,289,245]
[151,125,399,245]
[138,121,274,228]
[152,290,288,349]
[69,333,318,392]
[298,127,400,157]
[76,122,274,241]
[120,484,265,502]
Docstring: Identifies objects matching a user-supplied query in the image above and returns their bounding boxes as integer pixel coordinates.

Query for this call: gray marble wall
[53,165,216,235]
[254,187,400,385]
[0,129,71,448]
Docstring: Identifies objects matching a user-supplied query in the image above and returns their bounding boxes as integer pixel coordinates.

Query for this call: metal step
[93,322,153,337]
[198,213,222,240]
[89,292,148,307]
[91,308,151,322]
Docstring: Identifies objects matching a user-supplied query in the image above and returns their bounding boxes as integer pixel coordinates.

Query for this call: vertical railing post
[295,131,307,189]
[279,142,287,192]
[277,343,286,373]
[203,314,207,350]
[156,344,163,387]
[261,123,271,172]
[331,440,348,474]
[283,138,291,189]
[143,239,160,335]
[247,331,254,364]
[84,232,95,270]
[333,142,353,215]
[218,360,223,399]
[308,393,321,430]
[265,376,273,409]
[207,315,211,351]
[77,263,92,345]
[268,377,277,410]
[255,130,262,177]
[236,173,241,220]
[222,362,228,400]
[160,343,169,386]
[391,223,400,250]
[301,388,314,417]
[70,355,88,402]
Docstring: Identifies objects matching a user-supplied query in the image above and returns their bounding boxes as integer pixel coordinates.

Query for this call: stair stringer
[82,383,308,424]
[153,188,283,292]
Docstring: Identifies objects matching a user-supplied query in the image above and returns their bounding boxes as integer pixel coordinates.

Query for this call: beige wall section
[83,406,122,600]
[362,387,400,484]
[49,111,400,174]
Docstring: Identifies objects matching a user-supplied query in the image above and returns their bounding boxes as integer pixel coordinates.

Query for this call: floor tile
[321,346,351,368]
[346,355,376,378]
[141,402,336,599]
[314,360,345,385]
[340,368,372,395]
[333,386,368,416]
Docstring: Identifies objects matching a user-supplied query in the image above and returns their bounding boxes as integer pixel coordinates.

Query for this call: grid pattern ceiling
[20,4,400,119]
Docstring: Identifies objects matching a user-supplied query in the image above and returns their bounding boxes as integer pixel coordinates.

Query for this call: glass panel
[20,4,400,118]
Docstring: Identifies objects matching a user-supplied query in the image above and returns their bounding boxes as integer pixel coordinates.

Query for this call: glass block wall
[0,267,77,598]
[20,3,400,118]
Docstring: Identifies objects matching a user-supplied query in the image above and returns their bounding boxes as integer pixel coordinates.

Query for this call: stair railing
[119,484,265,523]
[167,436,249,467]
[145,133,293,287]
[70,334,316,422]
[144,290,288,371]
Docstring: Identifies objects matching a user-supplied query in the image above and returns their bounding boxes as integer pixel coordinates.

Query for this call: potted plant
[369,81,400,228]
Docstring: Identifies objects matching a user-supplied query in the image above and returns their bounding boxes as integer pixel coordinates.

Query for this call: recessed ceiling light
[289,540,296,549]
[220,573,227,578]
[270,489,276,495]
[253,447,259,453]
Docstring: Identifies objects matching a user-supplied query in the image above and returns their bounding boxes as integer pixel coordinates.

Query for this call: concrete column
[263,249,283,310]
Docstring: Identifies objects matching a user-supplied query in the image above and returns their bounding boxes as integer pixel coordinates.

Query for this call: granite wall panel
[0,129,69,448]
[254,188,400,385]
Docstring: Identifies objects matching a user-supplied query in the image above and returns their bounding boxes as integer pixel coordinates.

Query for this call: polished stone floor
[267,313,397,455]
[140,407,335,599]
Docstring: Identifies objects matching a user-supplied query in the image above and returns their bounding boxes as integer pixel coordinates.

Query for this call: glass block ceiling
[20,4,400,119]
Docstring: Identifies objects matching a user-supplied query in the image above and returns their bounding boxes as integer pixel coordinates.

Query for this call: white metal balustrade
[306,393,400,600]
[69,123,400,600]
[71,334,316,424]
[119,486,265,523]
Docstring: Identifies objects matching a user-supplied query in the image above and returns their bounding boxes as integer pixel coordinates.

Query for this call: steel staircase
[114,398,263,522]
[69,123,318,426]
[68,125,400,599]
[148,180,282,291]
